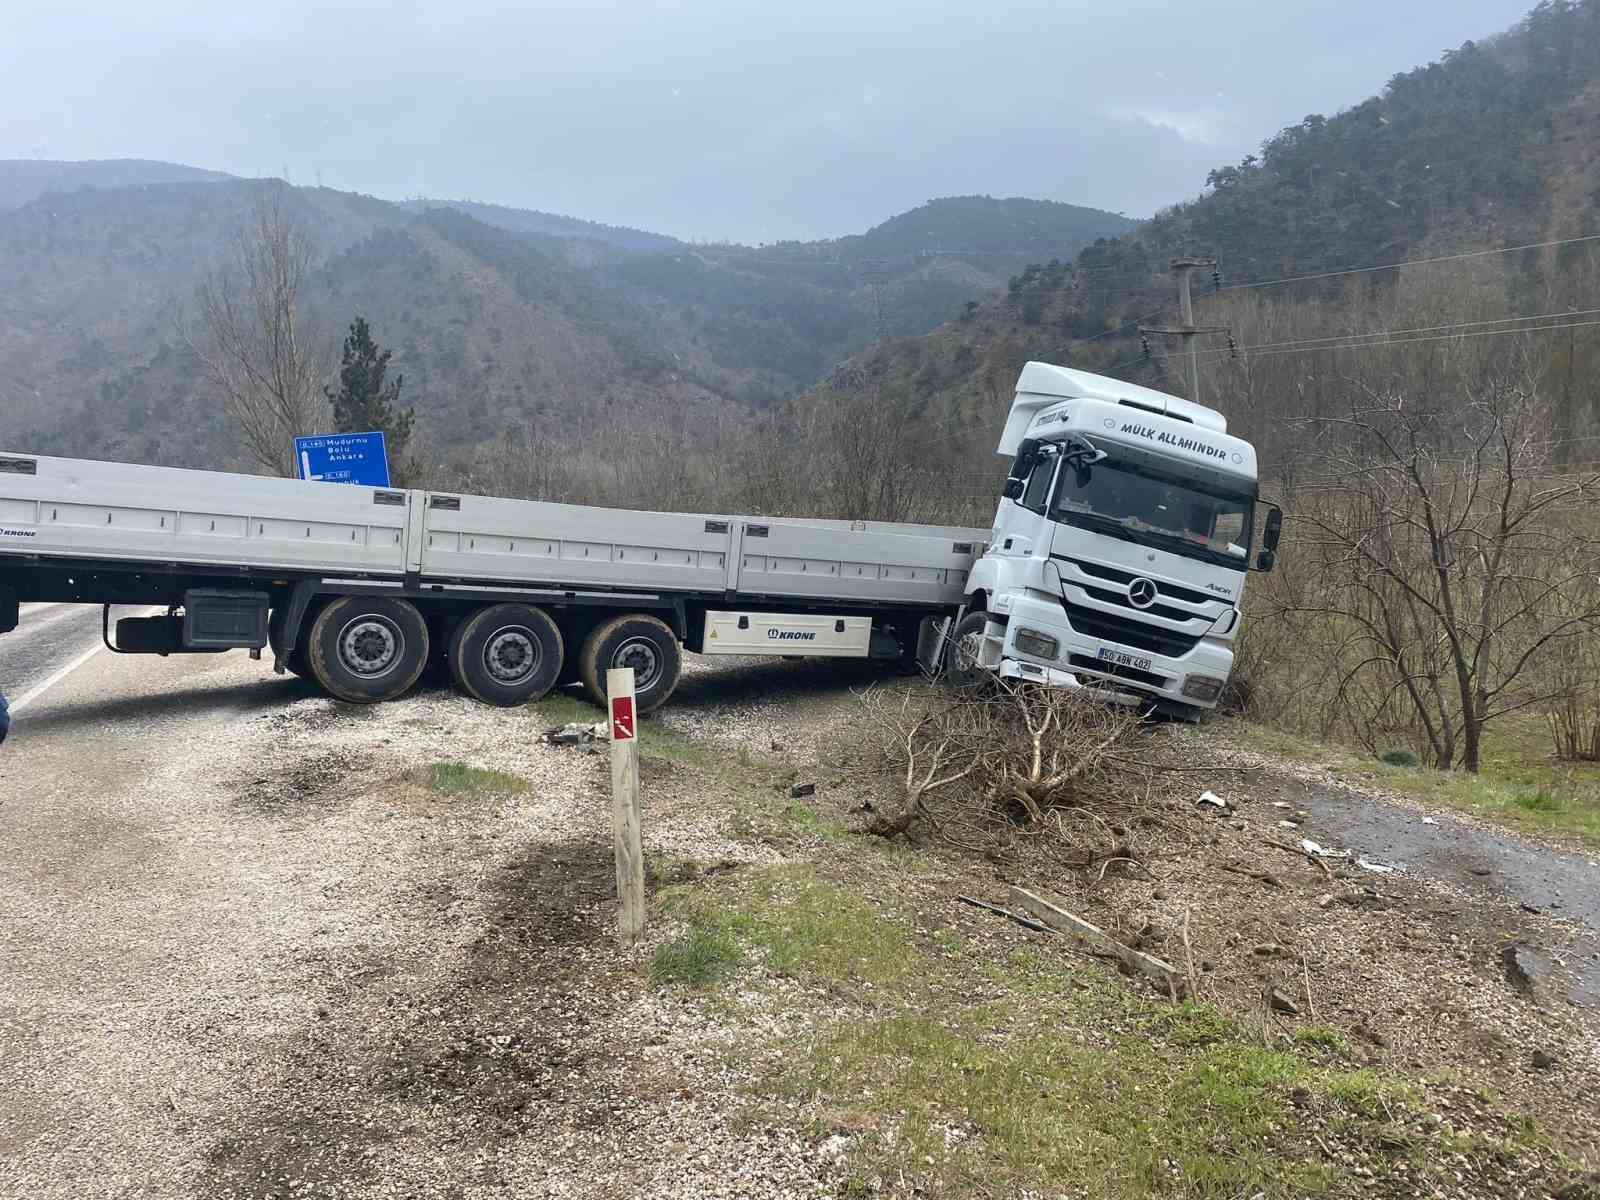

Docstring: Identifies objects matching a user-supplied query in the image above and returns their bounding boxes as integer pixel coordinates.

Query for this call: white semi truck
[0,363,1276,717]
[943,362,1280,719]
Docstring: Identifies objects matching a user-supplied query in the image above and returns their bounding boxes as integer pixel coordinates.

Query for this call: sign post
[608,667,645,944]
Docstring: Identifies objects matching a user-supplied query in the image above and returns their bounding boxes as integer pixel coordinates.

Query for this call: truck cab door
[994,450,1056,560]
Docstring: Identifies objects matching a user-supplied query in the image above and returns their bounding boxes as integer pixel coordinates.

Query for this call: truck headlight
[1182,674,1226,701]
[1014,627,1059,660]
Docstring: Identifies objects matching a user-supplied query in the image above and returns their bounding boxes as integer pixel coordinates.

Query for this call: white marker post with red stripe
[608,667,645,944]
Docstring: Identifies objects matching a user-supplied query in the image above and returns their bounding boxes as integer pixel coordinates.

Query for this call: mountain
[805,0,1600,461]
[399,197,681,253]
[0,170,1131,469]
[0,158,234,212]
[817,196,1133,262]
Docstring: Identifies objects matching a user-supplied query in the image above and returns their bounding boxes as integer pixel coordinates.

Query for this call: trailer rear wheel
[579,614,681,715]
[307,597,430,703]
[449,603,563,706]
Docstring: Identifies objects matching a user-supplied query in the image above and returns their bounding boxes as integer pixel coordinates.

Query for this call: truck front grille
[1061,600,1201,658]
[1056,556,1215,607]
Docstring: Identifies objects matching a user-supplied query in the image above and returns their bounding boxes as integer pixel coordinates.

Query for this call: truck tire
[448,603,563,707]
[943,611,992,689]
[307,596,430,703]
[578,614,681,715]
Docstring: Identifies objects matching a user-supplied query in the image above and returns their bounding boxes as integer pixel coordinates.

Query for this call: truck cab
[957,362,1280,718]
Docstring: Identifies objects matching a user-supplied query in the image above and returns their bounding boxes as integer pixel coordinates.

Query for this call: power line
[1217,232,1600,294]
[1153,308,1600,364]
[1181,316,1600,363]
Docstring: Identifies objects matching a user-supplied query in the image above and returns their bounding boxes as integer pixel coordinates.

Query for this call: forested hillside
[0,166,1129,469]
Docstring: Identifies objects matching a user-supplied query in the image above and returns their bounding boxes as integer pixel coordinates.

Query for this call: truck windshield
[1049,458,1254,571]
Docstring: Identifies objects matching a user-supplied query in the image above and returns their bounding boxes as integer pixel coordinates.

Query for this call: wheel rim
[948,622,985,685]
[611,636,661,690]
[483,624,541,684]
[338,615,402,678]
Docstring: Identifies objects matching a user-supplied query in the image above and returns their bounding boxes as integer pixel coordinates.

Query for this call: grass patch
[528,689,602,728]
[1294,1025,1354,1056]
[660,865,913,986]
[1226,718,1600,849]
[648,862,1529,1198]
[414,762,528,797]
[650,928,741,986]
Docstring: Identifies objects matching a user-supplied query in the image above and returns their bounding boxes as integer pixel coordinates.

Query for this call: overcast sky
[4,0,1535,243]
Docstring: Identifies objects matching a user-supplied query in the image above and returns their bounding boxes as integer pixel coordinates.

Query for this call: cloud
[0,0,1536,242]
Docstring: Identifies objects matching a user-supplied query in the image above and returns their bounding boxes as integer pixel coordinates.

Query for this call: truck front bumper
[996,592,1233,711]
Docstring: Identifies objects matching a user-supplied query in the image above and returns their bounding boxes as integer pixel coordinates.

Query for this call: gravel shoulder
[0,650,833,1199]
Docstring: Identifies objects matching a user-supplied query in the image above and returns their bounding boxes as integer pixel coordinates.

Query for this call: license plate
[1096,647,1152,673]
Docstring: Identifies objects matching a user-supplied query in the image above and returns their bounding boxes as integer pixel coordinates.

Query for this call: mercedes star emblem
[1127,577,1159,608]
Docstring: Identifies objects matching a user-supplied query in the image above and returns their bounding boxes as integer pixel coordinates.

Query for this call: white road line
[9,641,110,715]
[8,606,163,716]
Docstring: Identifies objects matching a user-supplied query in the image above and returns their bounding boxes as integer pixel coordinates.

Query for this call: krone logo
[1127,578,1158,608]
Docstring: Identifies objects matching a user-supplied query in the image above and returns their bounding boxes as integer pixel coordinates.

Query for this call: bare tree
[1291,367,1600,771]
[188,187,327,475]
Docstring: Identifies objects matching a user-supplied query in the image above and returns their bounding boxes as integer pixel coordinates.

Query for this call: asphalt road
[1,604,117,714]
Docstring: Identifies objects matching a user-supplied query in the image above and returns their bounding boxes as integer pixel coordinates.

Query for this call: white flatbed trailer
[0,452,987,712]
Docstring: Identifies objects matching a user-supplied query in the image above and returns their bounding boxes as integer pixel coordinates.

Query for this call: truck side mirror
[1251,505,1282,573]
[1012,438,1039,479]
[1001,478,1023,501]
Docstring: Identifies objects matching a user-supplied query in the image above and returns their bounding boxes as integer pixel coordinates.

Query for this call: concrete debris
[1277,819,1300,829]
[1197,790,1230,811]
[789,782,816,799]
[1299,839,1352,860]
[1253,942,1285,956]
[1268,987,1300,1015]
[1421,816,1438,825]
[1356,858,1396,874]
[1502,943,1548,995]
[544,721,609,748]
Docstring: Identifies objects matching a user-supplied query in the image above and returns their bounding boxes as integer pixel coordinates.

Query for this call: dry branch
[1007,886,1177,985]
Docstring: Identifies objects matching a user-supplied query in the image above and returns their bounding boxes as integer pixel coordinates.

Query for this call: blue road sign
[294,431,391,487]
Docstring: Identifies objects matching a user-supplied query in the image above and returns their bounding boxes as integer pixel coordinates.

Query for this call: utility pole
[1140,257,1227,405]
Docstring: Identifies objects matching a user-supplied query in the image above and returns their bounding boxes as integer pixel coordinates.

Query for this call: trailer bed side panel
[418,493,734,593]
[1,454,409,576]
[733,518,980,606]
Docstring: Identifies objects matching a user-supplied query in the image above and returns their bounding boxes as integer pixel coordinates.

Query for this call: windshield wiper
[1058,510,1142,545]
[1060,511,1244,569]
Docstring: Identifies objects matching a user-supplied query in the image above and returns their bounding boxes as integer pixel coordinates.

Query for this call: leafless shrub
[850,680,1171,871]
[1546,637,1600,762]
